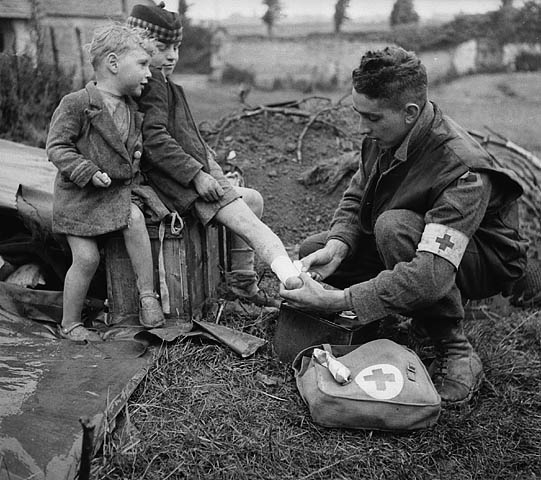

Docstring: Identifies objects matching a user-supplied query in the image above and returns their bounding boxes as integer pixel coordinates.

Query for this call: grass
[91,72,541,479]
[92,304,541,479]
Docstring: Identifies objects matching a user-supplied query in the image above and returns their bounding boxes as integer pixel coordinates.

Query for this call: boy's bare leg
[214,198,301,288]
[122,204,154,294]
[62,235,100,333]
[122,203,165,328]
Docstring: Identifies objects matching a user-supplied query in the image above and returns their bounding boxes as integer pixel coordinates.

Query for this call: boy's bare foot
[60,322,102,342]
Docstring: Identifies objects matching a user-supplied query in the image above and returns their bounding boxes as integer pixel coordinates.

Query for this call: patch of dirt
[202,100,541,259]
[202,102,359,246]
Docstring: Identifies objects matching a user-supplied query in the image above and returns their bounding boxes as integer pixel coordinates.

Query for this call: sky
[163,0,515,21]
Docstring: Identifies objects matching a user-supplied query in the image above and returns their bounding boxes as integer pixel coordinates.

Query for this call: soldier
[282,46,528,405]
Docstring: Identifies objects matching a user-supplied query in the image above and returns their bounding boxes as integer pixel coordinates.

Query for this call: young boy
[47,24,168,341]
[127,4,302,302]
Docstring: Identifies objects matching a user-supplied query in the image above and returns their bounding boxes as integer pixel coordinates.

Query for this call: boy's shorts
[193,159,241,226]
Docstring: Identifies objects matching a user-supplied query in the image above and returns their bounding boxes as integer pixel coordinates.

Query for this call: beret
[127,2,183,43]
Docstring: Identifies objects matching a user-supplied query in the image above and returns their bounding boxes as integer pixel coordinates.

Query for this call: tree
[334,0,350,33]
[513,0,541,44]
[262,0,283,37]
[390,0,420,27]
[178,0,189,19]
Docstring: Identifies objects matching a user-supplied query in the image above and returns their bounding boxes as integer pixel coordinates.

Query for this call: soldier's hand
[299,239,350,281]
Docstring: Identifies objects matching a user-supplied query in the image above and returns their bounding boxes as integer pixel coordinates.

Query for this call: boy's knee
[74,247,100,271]
[237,187,264,218]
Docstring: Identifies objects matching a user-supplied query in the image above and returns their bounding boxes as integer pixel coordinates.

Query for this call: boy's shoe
[60,322,102,342]
[139,292,166,329]
[225,269,281,308]
[245,289,281,309]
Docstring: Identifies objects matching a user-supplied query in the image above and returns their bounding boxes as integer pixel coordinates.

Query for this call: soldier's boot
[427,322,484,405]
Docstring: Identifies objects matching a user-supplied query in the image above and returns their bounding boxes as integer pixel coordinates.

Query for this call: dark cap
[127,1,183,43]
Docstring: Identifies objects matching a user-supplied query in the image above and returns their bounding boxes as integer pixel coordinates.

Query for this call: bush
[0,54,73,148]
[176,24,212,74]
[221,64,255,85]
[515,51,541,71]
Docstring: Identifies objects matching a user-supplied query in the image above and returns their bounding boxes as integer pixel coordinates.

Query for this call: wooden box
[273,303,379,362]
[105,215,228,325]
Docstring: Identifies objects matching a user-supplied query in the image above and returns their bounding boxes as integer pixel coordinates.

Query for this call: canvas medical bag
[293,339,441,431]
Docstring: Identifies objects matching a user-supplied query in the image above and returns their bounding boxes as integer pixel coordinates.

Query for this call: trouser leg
[374,209,485,404]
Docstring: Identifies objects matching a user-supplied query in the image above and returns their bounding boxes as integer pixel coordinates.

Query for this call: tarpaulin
[0,140,154,480]
[0,304,154,480]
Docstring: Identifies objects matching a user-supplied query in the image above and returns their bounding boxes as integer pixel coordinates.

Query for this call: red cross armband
[416,223,469,269]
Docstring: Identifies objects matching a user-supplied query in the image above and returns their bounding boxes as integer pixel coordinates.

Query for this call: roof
[0,0,156,20]
[0,0,32,19]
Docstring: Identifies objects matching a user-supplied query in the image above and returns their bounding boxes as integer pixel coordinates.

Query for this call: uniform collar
[392,100,435,163]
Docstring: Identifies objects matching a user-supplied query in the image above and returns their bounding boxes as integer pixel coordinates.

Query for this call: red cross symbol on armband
[435,234,455,251]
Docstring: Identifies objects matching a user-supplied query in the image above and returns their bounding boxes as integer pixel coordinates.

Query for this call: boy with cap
[47,24,168,340]
[127,3,302,303]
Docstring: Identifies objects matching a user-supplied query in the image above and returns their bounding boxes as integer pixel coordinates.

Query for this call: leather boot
[225,269,281,308]
[426,322,484,405]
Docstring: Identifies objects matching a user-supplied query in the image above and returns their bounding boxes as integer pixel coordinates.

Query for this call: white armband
[416,223,469,269]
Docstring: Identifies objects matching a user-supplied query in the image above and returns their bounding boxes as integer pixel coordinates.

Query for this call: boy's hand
[193,171,224,202]
[92,171,111,188]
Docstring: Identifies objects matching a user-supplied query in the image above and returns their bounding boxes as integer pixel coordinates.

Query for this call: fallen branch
[296,105,345,163]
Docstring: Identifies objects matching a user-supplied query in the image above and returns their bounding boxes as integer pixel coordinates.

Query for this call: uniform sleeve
[345,171,493,323]
[46,95,100,188]
[327,153,367,252]
[138,70,203,188]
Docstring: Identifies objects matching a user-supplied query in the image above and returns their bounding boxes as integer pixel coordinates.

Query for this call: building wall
[40,17,105,87]
[0,0,155,87]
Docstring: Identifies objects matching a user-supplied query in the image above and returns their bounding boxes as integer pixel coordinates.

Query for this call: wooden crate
[105,215,228,325]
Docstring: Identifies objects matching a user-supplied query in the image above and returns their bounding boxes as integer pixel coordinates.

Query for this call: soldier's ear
[404,103,421,125]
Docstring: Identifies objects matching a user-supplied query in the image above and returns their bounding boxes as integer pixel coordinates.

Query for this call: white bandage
[271,256,301,284]
[417,223,469,269]
[312,348,351,385]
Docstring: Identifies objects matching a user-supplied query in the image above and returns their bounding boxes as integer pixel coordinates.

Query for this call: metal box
[273,303,379,362]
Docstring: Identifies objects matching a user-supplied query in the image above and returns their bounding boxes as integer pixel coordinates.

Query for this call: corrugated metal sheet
[0,139,55,213]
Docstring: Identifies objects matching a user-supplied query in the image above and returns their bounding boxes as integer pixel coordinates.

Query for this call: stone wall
[217,35,539,90]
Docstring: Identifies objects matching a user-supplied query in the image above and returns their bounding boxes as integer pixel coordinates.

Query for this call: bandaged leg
[215,196,302,291]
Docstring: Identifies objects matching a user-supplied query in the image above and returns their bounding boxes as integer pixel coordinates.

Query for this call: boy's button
[123,179,131,186]
[133,151,142,160]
